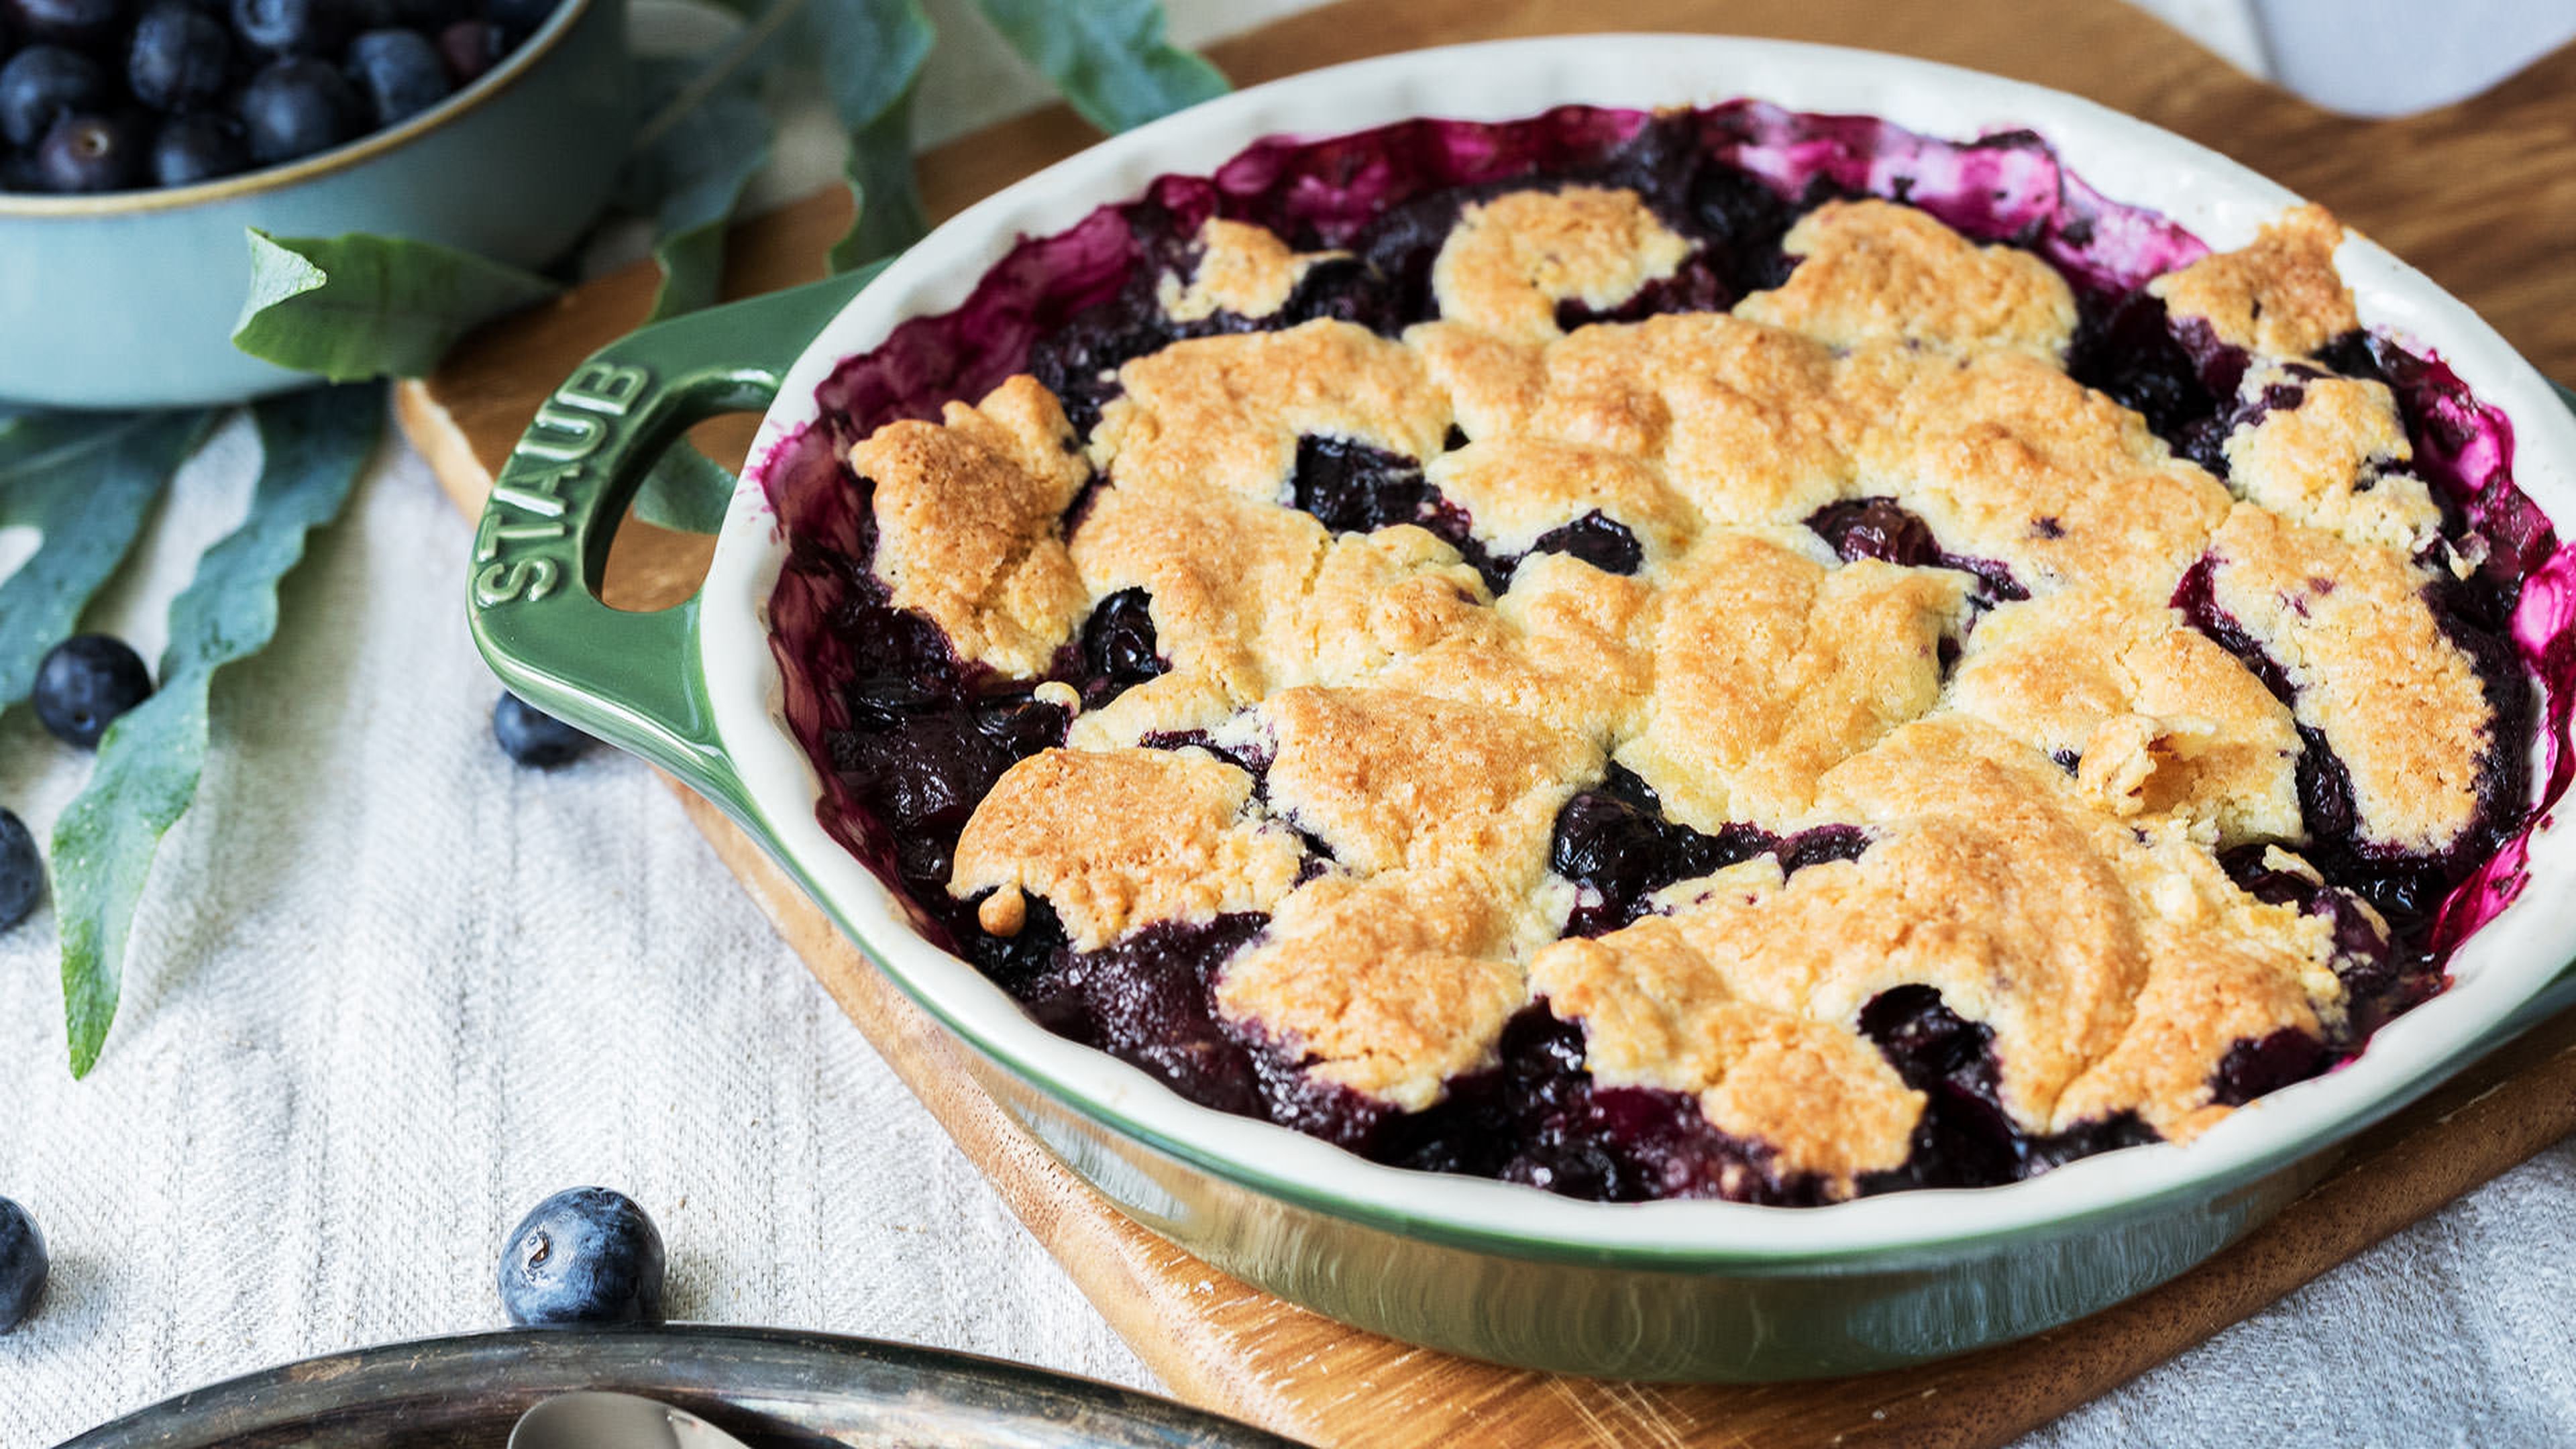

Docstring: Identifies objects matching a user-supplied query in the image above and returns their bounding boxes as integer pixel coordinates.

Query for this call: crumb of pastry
[1426,435,1698,559]
[1218,869,1536,1111]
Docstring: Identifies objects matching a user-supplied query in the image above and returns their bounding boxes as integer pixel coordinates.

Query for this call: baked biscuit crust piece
[2148,203,2358,360]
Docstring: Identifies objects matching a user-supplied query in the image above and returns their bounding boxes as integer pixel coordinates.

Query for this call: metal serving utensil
[509,1391,760,1449]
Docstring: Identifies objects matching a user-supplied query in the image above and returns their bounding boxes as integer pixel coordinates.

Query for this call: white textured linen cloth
[4,4,2575,1444]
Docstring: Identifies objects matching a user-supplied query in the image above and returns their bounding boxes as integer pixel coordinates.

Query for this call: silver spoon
[508,1391,759,1449]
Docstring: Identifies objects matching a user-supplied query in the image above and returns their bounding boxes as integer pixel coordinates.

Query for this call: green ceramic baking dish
[0,0,632,408]
[468,36,2576,1382]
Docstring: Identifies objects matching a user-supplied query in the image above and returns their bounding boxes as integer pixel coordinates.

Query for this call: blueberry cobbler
[761,103,2574,1205]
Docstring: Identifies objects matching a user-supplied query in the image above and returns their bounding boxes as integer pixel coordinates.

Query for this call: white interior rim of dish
[696,34,2576,1258]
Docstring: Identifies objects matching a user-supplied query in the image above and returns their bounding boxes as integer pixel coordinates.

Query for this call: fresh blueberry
[0,810,42,934]
[35,111,138,191]
[0,44,103,148]
[148,109,239,183]
[235,54,348,164]
[228,0,336,56]
[343,28,447,128]
[0,1197,44,1334]
[432,16,501,85]
[127,1,230,112]
[497,1187,665,1327]
[492,692,592,769]
[32,634,153,747]
[5,0,123,45]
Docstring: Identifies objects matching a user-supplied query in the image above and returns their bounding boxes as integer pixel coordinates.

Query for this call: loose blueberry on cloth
[498,1187,667,1326]
[0,1197,47,1334]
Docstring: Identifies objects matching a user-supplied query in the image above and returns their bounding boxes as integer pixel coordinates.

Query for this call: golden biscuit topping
[2149,203,2357,359]
[1619,534,1971,833]
[1739,199,2078,357]
[816,191,2513,1195]
[852,376,1090,675]
[2222,370,2443,553]
[1089,319,1452,502]
[2201,504,2491,853]
[951,747,1307,950]
[1430,186,1696,343]
[1157,217,1342,323]
[1948,590,2304,845]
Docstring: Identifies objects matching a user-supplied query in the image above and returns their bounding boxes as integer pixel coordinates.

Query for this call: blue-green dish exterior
[0,0,632,409]
[470,246,2576,1385]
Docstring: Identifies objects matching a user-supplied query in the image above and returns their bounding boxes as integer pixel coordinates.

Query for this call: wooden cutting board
[398,1,2576,1442]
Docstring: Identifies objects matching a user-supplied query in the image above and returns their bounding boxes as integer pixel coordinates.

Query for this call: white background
[3,3,2573,1444]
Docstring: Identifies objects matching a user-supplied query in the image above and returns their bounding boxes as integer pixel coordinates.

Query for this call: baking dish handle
[465,264,882,808]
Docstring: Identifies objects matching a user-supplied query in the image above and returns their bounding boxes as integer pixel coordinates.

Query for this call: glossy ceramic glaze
[0,0,632,408]
[56,1325,1295,1448]
[468,38,2576,1380]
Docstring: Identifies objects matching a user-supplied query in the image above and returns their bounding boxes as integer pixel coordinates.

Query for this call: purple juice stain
[757,98,2575,1204]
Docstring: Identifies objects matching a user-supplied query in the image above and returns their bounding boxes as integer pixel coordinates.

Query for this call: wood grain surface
[399,1,2576,1443]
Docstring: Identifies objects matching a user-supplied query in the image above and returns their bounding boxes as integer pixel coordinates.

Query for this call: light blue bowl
[0,0,633,409]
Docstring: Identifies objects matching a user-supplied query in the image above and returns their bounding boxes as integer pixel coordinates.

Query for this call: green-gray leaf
[0,411,214,706]
[625,58,775,321]
[56,386,378,1078]
[631,437,737,533]
[231,231,561,382]
[797,0,936,270]
[971,0,1228,135]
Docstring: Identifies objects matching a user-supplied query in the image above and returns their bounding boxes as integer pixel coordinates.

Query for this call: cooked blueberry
[127,2,230,112]
[34,110,136,191]
[229,0,335,54]
[1528,512,1642,574]
[433,16,502,83]
[235,54,350,163]
[0,809,42,934]
[492,691,592,768]
[0,1197,43,1334]
[33,634,153,745]
[148,109,240,183]
[1290,435,1430,535]
[5,0,122,44]
[343,28,447,127]
[0,44,103,149]
[497,1187,665,1327]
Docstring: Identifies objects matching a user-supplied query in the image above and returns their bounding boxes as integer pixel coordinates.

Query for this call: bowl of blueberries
[0,0,631,407]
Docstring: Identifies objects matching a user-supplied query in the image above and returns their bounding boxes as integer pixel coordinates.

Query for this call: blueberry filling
[1856,985,2158,1192]
[1058,587,1165,710]
[1526,511,1644,576]
[2066,290,2233,472]
[1805,496,2029,602]
[1548,766,1876,938]
[1291,436,1438,536]
[1368,1010,1834,1205]
[1550,766,1773,936]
